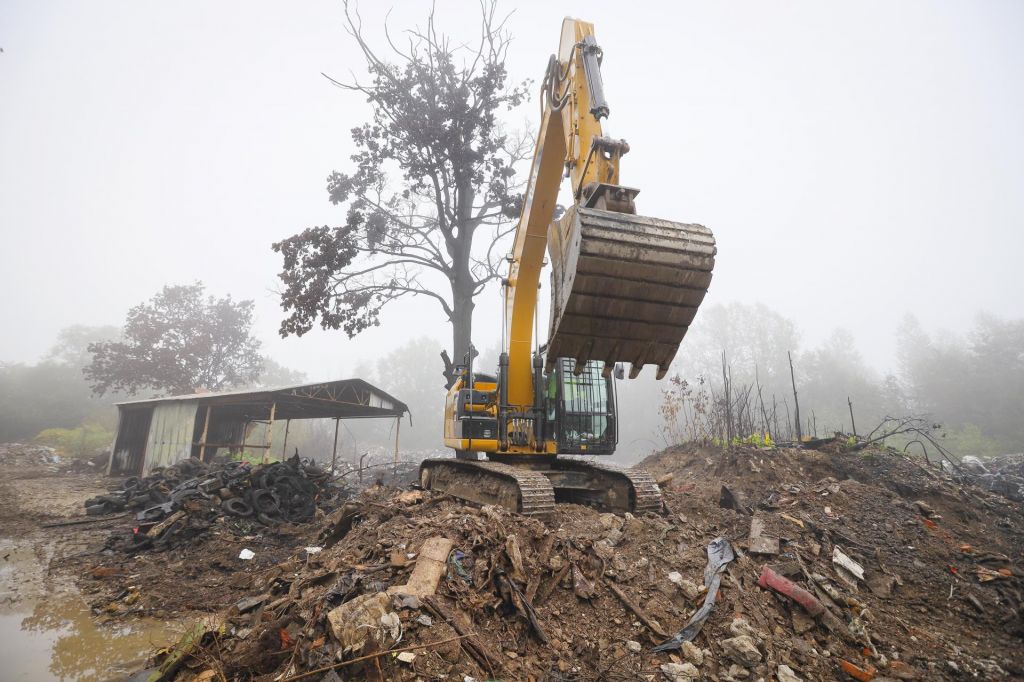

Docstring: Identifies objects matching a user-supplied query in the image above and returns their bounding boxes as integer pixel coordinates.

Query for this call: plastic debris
[326,591,396,655]
[839,658,877,680]
[653,537,735,651]
[757,566,825,617]
[448,550,473,584]
[238,548,255,560]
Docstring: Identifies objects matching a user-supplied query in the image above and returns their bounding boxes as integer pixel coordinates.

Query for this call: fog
[1,1,1022,458]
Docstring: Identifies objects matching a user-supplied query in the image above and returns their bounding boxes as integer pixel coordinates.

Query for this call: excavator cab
[544,359,617,455]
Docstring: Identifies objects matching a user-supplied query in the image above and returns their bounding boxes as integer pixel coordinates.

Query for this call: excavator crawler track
[420,458,663,519]
[549,459,664,514]
[570,459,664,515]
[420,459,556,518]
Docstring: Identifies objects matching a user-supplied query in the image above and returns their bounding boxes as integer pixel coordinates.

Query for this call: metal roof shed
[108,379,409,477]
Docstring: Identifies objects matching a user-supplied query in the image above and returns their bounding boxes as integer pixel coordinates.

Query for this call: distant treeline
[2,307,1021,462]
[0,325,305,448]
[646,304,1024,457]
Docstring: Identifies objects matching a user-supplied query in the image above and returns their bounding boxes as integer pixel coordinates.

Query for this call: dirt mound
[141,444,1024,681]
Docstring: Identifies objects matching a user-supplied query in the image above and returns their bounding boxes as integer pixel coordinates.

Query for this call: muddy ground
[0,445,189,681]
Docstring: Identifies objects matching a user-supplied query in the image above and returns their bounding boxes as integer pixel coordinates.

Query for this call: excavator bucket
[546,206,716,379]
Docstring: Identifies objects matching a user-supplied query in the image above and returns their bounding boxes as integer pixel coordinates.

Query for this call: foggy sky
[1,0,1022,381]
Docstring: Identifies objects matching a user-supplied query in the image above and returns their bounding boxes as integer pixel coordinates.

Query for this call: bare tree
[274,1,531,385]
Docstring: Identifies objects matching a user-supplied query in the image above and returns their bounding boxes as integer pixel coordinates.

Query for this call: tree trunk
[447,274,475,389]
[788,351,802,441]
[449,260,476,460]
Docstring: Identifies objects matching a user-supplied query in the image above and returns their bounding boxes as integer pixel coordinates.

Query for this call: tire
[223,498,253,517]
[257,512,280,526]
[250,489,280,515]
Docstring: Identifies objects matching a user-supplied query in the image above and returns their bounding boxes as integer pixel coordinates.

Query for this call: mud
[0,447,190,681]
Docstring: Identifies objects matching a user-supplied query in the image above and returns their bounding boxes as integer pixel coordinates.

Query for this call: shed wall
[143,401,199,474]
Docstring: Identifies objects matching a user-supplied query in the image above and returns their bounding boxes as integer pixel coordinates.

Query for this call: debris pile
[86,455,344,552]
[0,442,60,468]
[136,444,1024,681]
[959,453,1024,502]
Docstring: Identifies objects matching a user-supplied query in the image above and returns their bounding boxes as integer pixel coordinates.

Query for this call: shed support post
[331,418,340,475]
[106,408,122,476]
[281,419,291,458]
[198,405,212,462]
[263,402,276,464]
[393,416,401,477]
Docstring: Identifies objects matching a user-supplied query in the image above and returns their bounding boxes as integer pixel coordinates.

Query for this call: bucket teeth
[546,206,716,376]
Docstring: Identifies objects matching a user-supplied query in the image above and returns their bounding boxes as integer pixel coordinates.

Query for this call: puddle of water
[0,537,186,681]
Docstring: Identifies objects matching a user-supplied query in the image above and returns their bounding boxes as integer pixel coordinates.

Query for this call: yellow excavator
[420,18,716,517]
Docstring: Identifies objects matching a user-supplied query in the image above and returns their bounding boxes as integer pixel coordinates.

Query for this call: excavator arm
[504,17,715,416]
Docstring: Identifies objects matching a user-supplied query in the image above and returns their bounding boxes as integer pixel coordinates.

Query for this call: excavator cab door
[549,358,617,455]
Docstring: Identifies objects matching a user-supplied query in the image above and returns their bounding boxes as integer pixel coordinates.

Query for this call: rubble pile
[959,454,1024,502]
[138,444,1024,681]
[0,441,61,469]
[86,455,346,552]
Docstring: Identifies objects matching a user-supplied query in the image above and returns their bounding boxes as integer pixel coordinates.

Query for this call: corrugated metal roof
[115,378,409,421]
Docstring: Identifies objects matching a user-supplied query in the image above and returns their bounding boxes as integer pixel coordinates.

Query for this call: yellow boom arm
[504,18,620,410]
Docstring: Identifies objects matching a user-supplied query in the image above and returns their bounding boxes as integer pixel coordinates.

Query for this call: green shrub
[34,423,114,459]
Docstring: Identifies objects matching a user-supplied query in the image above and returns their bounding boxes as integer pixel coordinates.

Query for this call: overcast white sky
[1,0,1022,380]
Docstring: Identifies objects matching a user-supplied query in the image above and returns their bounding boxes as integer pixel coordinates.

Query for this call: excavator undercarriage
[420,457,663,519]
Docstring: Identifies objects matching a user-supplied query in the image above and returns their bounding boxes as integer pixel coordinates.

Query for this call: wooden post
[106,408,122,476]
[847,397,857,438]
[788,351,802,442]
[281,419,291,458]
[331,418,340,474]
[198,405,212,462]
[393,416,401,477]
[239,420,247,459]
[263,402,276,464]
